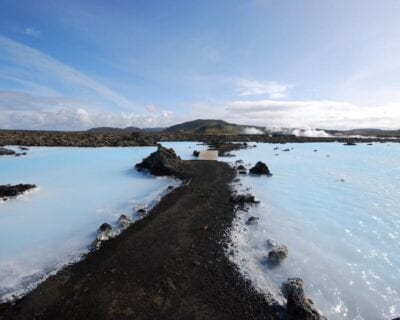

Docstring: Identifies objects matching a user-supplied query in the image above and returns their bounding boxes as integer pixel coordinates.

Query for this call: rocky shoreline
[0,148,279,320]
[1,129,399,148]
[0,145,329,320]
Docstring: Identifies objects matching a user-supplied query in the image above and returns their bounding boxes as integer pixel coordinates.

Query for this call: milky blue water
[227,143,400,320]
[0,142,198,302]
[2,142,399,319]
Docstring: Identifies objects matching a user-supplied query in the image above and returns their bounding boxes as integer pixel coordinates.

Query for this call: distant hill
[163,119,265,135]
[87,126,141,134]
[87,126,164,134]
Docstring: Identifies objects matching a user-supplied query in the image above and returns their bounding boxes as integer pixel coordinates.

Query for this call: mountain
[163,119,265,135]
[87,126,141,134]
[87,126,164,133]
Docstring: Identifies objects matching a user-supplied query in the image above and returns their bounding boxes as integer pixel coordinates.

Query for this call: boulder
[230,193,259,205]
[135,144,187,176]
[93,223,114,249]
[344,141,357,146]
[249,161,272,176]
[19,146,29,151]
[236,165,246,170]
[268,244,288,265]
[137,208,147,216]
[0,184,36,198]
[96,223,113,243]
[99,223,112,233]
[0,147,15,156]
[246,216,259,225]
[193,150,200,157]
[118,214,132,229]
[282,278,326,320]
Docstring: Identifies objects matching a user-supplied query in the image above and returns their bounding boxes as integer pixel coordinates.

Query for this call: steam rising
[243,127,265,134]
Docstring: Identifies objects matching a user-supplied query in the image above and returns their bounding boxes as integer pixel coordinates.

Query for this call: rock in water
[192,150,200,157]
[267,244,288,265]
[0,147,16,156]
[230,193,259,205]
[135,144,187,176]
[249,161,272,176]
[118,214,132,229]
[96,223,113,245]
[246,216,259,225]
[282,278,327,320]
[0,184,36,198]
[99,223,112,233]
[137,208,147,216]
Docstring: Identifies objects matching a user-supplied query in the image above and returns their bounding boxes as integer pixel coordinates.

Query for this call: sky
[0,0,400,130]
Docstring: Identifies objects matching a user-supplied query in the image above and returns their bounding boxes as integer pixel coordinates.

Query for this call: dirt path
[0,160,277,320]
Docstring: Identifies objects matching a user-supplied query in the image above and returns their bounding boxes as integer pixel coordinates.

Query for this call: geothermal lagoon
[1,142,399,319]
[228,142,400,319]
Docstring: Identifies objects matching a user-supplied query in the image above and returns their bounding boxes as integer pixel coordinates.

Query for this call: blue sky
[1,0,400,130]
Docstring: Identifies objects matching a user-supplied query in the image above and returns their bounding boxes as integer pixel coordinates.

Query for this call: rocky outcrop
[264,239,288,265]
[207,141,251,157]
[246,216,259,225]
[268,244,288,265]
[0,147,15,156]
[118,214,132,229]
[230,193,259,205]
[94,223,113,248]
[0,184,36,199]
[249,161,272,176]
[135,144,187,176]
[137,208,147,216]
[282,278,326,320]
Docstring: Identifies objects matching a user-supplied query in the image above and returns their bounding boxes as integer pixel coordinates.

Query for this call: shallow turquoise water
[227,142,400,319]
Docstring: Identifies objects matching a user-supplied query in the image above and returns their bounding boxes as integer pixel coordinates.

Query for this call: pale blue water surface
[0,142,198,301]
[1,141,399,320]
[227,142,400,320]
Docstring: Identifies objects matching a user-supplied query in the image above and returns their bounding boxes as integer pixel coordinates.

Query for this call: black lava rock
[0,184,36,198]
[282,278,327,320]
[135,144,187,176]
[249,161,272,176]
[0,147,16,156]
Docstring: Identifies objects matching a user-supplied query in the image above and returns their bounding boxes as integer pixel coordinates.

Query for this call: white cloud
[237,79,293,98]
[0,35,134,111]
[24,27,41,38]
[1,107,176,131]
[224,99,400,129]
[145,104,158,113]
